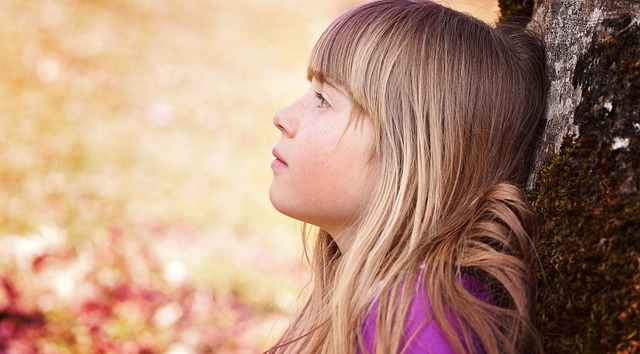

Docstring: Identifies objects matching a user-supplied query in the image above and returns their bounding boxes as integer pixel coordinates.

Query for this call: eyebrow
[323,80,348,99]
[309,74,350,101]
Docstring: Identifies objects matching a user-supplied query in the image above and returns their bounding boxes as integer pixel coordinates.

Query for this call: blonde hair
[267,1,547,353]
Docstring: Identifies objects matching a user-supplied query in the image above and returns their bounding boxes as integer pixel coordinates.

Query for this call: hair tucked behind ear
[266,1,547,353]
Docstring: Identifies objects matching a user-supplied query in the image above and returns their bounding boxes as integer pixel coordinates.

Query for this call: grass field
[0,0,497,351]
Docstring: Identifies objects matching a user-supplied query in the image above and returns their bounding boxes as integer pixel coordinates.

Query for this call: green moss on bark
[530,14,640,353]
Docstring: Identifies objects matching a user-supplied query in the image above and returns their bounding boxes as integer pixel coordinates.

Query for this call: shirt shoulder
[359,275,489,354]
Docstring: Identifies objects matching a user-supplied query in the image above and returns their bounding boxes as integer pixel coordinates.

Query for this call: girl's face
[269,78,377,244]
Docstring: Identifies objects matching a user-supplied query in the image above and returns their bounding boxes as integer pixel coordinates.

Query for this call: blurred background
[0,0,497,352]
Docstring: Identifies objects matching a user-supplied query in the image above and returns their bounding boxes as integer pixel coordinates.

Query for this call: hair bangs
[307,5,381,111]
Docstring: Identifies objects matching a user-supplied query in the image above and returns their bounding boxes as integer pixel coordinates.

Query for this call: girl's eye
[315,91,330,108]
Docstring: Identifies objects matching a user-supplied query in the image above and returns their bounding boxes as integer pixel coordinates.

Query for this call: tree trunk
[500,0,640,352]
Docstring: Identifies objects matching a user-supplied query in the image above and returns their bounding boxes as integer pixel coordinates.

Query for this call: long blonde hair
[267,1,547,353]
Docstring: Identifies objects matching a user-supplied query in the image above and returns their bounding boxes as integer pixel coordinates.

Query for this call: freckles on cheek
[297,151,337,196]
[297,127,348,192]
[298,150,326,184]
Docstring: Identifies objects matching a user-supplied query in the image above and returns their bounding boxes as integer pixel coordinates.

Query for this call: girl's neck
[329,225,357,254]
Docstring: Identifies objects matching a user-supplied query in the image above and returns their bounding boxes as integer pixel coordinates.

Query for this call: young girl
[268,1,547,353]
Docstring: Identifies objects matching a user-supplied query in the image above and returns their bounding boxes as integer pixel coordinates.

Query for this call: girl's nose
[273,103,298,137]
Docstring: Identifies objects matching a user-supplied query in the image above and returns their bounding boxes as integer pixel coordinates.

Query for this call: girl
[268,0,547,353]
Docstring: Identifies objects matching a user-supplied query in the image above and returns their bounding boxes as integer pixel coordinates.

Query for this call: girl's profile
[267,0,547,353]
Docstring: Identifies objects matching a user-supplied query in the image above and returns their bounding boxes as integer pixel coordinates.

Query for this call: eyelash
[315,91,330,108]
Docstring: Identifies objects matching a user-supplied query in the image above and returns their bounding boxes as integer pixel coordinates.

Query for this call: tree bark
[501,0,640,352]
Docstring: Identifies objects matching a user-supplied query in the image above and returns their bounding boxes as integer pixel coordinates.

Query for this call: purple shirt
[359,276,489,354]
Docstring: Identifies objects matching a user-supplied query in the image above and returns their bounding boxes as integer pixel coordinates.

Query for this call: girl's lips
[271,148,288,169]
[271,158,288,169]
